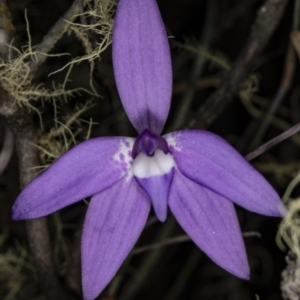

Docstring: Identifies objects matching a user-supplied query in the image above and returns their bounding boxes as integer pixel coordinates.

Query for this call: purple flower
[12,0,285,299]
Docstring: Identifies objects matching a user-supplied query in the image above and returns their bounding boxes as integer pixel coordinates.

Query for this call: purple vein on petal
[165,130,285,217]
[189,178,244,265]
[12,137,134,220]
[126,0,146,129]
[169,171,249,279]
[113,0,172,134]
[137,1,150,129]
[82,175,150,300]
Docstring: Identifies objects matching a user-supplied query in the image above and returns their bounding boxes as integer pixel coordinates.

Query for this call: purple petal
[132,149,175,221]
[169,171,249,279]
[166,130,285,216]
[135,171,174,222]
[12,137,134,220]
[113,0,172,134]
[82,176,150,300]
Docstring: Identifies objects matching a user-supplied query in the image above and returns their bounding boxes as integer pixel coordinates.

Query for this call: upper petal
[82,175,150,300]
[169,171,249,279]
[165,130,285,216]
[12,137,134,220]
[113,0,172,134]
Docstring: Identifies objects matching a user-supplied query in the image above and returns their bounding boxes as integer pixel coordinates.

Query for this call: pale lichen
[0,233,35,300]
[277,173,300,257]
[52,0,116,93]
[35,100,96,170]
[0,12,93,121]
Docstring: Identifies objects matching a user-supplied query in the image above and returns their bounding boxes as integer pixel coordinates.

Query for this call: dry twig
[191,0,289,129]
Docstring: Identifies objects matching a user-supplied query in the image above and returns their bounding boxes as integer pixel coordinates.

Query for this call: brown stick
[245,122,300,161]
[190,0,289,129]
[0,1,83,298]
[33,0,82,68]
[6,107,70,300]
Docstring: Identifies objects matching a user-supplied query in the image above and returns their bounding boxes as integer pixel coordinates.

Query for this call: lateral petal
[12,137,134,220]
[169,171,249,279]
[113,0,172,134]
[82,176,150,300]
[166,130,285,216]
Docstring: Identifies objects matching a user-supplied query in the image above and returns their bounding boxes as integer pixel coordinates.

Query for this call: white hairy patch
[132,149,175,178]
[164,133,181,151]
[113,138,134,177]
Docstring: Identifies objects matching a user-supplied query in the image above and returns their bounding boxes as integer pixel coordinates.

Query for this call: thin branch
[65,226,82,296]
[291,30,300,58]
[169,0,218,130]
[190,0,289,129]
[245,122,300,161]
[0,121,13,174]
[249,0,300,150]
[131,234,191,256]
[132,231,261,256]
[118,218,177,300]
[6,110,70,300]
[248,43,295,150]
[0,1,83,299]
[32,0,82,68]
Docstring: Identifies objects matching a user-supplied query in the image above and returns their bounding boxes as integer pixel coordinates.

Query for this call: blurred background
[0,0,298,299]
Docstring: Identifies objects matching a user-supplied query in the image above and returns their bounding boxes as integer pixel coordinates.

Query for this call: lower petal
[132,149,175,222]
[169,171,249,279]
[82,175,150,300]
[135,170,173,222]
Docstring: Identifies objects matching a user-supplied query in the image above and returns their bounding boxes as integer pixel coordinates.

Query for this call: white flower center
[132,149,175,178]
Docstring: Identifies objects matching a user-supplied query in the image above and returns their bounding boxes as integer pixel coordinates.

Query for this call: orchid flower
[12,0,285,299]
